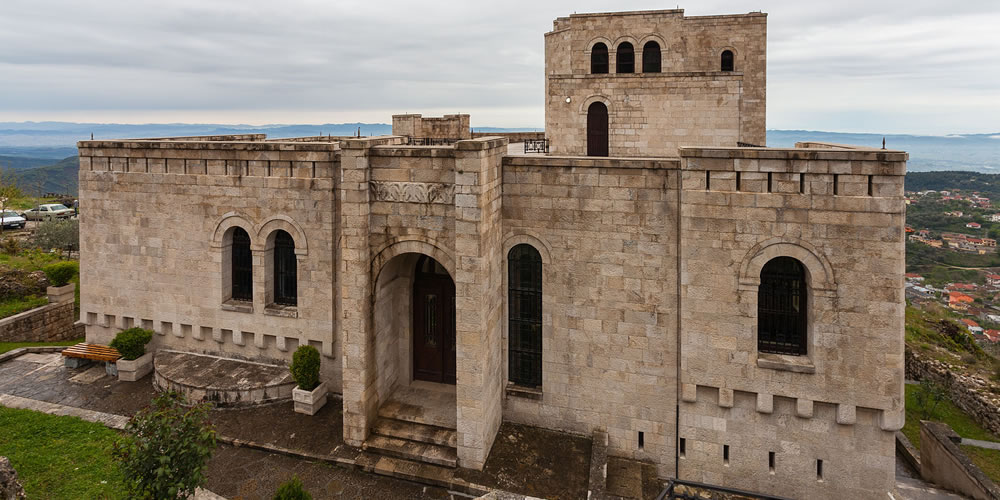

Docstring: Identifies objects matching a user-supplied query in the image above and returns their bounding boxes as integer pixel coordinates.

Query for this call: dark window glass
[721,50,734,71]
[274,231,297,306]
[591,43,609,74]
[508,244,542,387]
[642,41,661,73]
[231,228,252,301]
[616,42,635,73]
[758,257,807,355]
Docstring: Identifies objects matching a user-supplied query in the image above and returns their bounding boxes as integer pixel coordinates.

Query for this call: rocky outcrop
[0,457,26,500]
[906,349,1000,438]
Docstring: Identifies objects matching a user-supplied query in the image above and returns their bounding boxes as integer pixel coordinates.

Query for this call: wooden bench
[61,343,121,368]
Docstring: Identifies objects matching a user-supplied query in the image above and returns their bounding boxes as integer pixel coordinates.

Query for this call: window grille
[591,43,609,74]
[274,231,297,306]
[757,257,807,355]
[508,244,542,387]
[642,41,661,73]
[231,227,253,301]
[616,42,635,73]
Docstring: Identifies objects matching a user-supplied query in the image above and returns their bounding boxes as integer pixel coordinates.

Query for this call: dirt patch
[456,422,591,500]
[606,456,662,499]
[209,398,345,456]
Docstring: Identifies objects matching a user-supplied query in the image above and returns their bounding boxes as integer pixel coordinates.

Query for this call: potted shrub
[291,345,326,415]
[42,260,78,303]
[109,327,154,381]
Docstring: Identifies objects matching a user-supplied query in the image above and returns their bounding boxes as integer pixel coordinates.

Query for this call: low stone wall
[0,286,79,343]
[920,421,1000,499]
[471,131,544,142]
[906,349,1000,438]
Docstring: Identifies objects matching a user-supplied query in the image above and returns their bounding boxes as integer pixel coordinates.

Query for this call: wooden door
[587,102,609,157]
[412,256,456,384]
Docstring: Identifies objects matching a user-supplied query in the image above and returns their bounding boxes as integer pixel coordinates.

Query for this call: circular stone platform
[153,350,295,407]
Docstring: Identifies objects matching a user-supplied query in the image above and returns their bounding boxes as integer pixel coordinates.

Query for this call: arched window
[721,50,734,72]
[758,257,807,355]
[273,230,297,306]
[591,43,609,74]
[231,227,252,301]
[616,42,635,73]
[508,244,542,387]
[642,41,661,73]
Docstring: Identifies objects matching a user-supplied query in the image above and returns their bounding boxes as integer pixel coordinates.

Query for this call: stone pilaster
[453,137,507,469]
[339,139,375,446]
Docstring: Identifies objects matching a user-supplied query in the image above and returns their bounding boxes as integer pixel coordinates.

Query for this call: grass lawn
[0,295,48,320]
[0,337,82,355]
[0,406,125,499]
[903,383,1000,482]
[0,249,62,272]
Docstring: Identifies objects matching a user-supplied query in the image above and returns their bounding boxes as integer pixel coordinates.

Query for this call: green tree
[31,219,78,256]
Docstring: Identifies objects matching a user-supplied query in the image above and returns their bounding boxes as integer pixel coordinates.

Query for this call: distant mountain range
[0,122,995,196]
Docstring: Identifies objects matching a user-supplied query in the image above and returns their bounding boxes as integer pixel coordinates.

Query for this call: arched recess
[738,238,836,296]
[586,37,612,74]
[585,37,614,55]
[578,94,612,116]
[211,212,256,249]
[719,47,737,72]
[502,232,552,265]
[257,215,308,255]
[371,238,456,287]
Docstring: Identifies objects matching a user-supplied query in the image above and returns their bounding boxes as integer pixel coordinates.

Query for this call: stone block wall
[77,138,341,388]
[500,154,679,475]
[392,114,471,140]
[0,301,77,343]
[545,9,766,157]
[676,146,907,498]
[906,349,1000,439]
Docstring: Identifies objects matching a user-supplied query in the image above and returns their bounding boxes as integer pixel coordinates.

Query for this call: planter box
[292,381,328,415]
[46,283,75,304]
[116,352,154,382]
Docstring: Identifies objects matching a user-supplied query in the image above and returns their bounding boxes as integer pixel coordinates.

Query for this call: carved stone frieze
[368,181,455,204]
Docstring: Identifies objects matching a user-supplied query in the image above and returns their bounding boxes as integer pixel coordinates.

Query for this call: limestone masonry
[77,8,906,500]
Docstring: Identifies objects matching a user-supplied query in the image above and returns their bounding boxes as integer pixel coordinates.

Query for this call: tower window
[758,257,807,355]
[508,244,543,387]
[616,42,635,74]
[273,230,297,306]
[642,41,661,73]
[591,43,609,74]
[721,50,735,71]
[231,227,252,301]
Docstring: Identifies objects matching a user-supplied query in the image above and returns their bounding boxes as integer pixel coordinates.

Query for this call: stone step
[363,434,458,468]
[372,417,457,448]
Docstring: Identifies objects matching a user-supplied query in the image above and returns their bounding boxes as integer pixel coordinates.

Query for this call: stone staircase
[363,404,458,468]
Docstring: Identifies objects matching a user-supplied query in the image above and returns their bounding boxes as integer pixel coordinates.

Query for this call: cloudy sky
[1,0,997,135]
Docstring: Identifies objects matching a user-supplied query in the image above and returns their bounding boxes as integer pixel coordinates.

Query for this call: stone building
[77,8,906,500]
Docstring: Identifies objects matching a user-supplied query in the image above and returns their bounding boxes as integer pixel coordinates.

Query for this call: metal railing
[524,138,549,154]
[656,479,793,500]
[405,137,458,146]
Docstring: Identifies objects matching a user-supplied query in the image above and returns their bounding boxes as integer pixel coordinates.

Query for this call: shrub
[112,392,216,500]
[273,476,312,500]
[914,378,948,420]
[109,327,153,361]
[31,219,79,254]
[291,345,321,391]
[1,237,19,255]
[42,260,78,287]
[0,268,48,301]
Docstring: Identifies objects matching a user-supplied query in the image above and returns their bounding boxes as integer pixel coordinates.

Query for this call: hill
[13,156,79,196]
[905,171,1000,199]
[0,155,57,171]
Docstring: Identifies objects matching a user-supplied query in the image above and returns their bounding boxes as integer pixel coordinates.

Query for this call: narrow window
[833,174,839,195]
[721,50,735,71]
[508,244,542,387]
[231,227,253,301]
[616,42,635,73]
[723,445,730,465]
[705,171,711,190]
[817,459,824,481]
[638,432,644,450]
[735,171,741,191]
[758,257,808,355]
[642,41,661,73]
[799,173,805,194]
[591,43,609,74]
[868,175,874,196]
[274,230,297,306]
[768,451,775,473]
[679,438,686,458]
[767,172,773,193]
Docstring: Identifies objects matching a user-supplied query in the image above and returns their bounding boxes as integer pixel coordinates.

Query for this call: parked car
[22,204,73,221]
[0,211,25,229]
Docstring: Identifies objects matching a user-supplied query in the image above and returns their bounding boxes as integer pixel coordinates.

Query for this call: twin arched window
[508,244,542,387]
[616,42,635,73]
[226,228,298,308]
[591,43,609,74]
[642,41,661,73]
[757,257,807,355]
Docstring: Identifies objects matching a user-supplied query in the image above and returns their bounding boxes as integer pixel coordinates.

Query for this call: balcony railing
[524,139,549,154]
